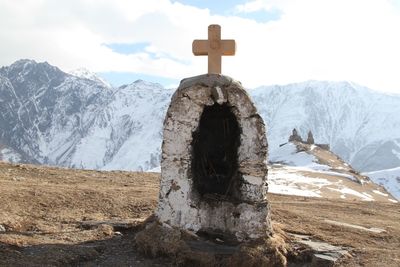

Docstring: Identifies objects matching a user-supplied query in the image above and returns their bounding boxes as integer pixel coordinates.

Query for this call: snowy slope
[365,167,400,200]
[268,166,393,201]
[268,142,397,202]
[71,80,171,171]
[270,143,329,171]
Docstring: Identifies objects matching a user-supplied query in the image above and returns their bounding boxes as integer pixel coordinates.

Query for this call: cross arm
[192,40,208,55]
[222,40,236,56]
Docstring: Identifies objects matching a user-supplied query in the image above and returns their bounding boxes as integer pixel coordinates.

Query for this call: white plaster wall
[156,74,271,241]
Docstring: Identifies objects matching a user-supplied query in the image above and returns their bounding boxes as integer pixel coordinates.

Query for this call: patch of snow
[316,170,357,181]
[327,187,374,201]
[372,190,388,197]
[282,165,358,182]
[270,143,329,171]
[362,192,373,199]
[269,184,321,197]
[147,166,161,173]
[324,219,385,233]
[268,167,332,197]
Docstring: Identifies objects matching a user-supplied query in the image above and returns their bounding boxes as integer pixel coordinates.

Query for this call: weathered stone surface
[156,74,271,241]
[289,233,351,267]
[135,221,287,267]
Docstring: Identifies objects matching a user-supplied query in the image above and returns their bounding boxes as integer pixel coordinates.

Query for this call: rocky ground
[0,161,399,266]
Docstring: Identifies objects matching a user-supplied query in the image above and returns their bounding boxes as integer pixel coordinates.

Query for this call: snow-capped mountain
[251,81,400,172]
[0,59,171,170]
[69,79,170,171]
[1,60,399,179]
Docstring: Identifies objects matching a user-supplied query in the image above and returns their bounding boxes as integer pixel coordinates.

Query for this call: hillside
[268,142,397,202]
[0,161,399,266]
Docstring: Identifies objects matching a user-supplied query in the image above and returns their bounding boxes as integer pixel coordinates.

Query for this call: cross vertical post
[192,24,236,74]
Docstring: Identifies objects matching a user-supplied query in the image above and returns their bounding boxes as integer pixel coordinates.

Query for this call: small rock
[0,224,6,232]
[97,224,114,236]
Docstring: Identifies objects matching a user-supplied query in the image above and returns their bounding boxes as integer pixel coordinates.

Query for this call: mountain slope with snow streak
[267,142,397,202]
[251,81,400,172]
[365,167,400,200]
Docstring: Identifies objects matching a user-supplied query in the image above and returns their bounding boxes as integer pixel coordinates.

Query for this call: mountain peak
[4,59,62,77]
[127,79,164,90]
[68,68,111,88]
[11,58,37,66]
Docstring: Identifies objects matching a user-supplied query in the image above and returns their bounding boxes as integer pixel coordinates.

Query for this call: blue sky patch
[105,42,190,65]
[175,0,281,23]
[237,8,282,23]
[104,43,150,55]
[175,0,245,15]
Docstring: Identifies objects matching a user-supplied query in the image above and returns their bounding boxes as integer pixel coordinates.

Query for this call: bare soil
[0,161,399,266]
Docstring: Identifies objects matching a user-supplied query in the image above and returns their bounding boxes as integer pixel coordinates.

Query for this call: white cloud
[235,0,283,13]
[0,0,399,93]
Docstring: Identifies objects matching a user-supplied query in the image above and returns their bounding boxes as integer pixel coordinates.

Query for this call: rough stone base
[135,219,287,267]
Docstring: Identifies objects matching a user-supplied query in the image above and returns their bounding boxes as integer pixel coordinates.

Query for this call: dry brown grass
[0,161,399,266]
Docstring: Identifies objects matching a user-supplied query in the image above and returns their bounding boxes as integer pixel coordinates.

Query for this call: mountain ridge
[0,60,399,197]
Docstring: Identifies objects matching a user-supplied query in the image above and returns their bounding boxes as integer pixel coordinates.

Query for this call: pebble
[0,224,6,232]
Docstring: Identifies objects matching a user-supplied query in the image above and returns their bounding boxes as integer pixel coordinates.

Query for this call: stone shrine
[156,24,272,241]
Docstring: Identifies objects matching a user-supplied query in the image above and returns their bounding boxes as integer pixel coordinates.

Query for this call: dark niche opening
[191,103,241,199]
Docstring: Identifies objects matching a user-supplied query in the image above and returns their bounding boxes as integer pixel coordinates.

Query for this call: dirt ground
[0,161,399,266]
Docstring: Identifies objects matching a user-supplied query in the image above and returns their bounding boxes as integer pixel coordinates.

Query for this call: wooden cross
[192,24,236,74]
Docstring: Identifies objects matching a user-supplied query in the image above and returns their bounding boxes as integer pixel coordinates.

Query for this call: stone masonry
[156,74,272,241]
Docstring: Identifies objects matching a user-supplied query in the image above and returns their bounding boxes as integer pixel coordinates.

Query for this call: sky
[0,0,400,92]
